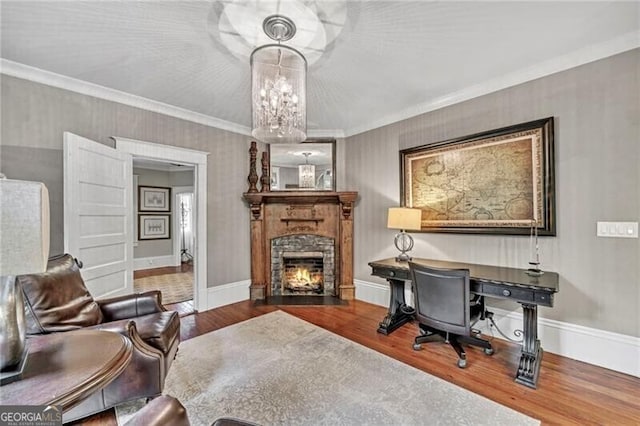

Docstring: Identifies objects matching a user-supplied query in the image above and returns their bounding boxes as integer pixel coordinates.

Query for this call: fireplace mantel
[244,191,357,218]
[243,190,358,300]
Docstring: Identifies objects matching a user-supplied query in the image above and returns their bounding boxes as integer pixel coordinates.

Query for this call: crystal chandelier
[251,15,307,144]
[298,152,315,188]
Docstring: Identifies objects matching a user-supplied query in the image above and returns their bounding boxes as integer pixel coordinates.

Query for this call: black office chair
[409,262,493,368]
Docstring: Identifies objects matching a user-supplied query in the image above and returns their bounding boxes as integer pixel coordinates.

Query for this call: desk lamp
[0,177,50,384]
[387,207,422,262]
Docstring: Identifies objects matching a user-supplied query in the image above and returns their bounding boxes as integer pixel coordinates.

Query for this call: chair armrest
[124,395,190,426]
[84,320,166,402]
[98,291,166,322]
[90,320,165,377]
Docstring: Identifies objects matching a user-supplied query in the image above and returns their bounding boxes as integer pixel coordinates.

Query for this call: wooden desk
[0,329,132,411]
[368,257,559,388]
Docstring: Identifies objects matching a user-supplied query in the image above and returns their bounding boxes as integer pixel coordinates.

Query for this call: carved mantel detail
[243,193,263,220]
[247,142,259,193]
[242,191,358,301]
[338,194,355,220]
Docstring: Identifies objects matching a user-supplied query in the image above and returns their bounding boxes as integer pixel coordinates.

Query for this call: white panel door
[64,132,133,299]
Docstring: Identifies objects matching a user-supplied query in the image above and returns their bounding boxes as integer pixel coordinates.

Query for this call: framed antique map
[400,117,555,235]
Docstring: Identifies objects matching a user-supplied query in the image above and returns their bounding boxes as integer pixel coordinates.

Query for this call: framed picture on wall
[139,186,171,212]
[139,215,171,240]
[400,117,555,235]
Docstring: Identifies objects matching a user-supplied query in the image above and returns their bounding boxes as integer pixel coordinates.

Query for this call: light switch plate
[597,221,638,238]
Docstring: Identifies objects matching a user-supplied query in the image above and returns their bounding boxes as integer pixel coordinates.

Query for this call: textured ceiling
[1,1,638,137]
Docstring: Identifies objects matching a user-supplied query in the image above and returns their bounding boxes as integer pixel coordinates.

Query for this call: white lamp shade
[0,179,50,276]
[387,207,422,231]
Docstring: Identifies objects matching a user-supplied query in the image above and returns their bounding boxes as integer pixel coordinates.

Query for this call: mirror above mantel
[268,140,336,191]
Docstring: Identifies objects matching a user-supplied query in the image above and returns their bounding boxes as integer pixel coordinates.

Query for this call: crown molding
[344,30,640,138]
[0,58,344,140]
[2,29,638,141]
[0,59,252,137]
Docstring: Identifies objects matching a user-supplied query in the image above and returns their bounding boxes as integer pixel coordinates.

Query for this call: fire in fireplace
[282,253,324,295]
[271,235,335,297]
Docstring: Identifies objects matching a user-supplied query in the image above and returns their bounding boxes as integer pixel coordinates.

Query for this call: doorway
[131,159,195,314]
[113,136,208,313]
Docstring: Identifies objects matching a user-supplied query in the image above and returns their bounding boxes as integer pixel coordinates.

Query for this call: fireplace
[271,235,335,296]
[282,253,323,294]
[243,187,357,300]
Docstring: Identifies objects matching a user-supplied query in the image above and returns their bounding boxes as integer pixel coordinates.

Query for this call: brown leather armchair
[17,253,180,423]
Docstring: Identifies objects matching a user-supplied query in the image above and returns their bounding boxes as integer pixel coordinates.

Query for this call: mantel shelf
[243,191,358,205]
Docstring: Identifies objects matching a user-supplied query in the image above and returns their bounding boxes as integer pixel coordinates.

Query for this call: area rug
[133,272,192,304]
[118,311,538,425]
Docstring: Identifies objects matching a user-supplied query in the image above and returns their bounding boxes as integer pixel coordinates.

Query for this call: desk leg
[515,303,543,388]
[377,278,414,335]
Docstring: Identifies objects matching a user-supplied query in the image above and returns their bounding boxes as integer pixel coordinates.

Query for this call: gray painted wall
[1,49,637,337]
[279,166,299,189]
[132,167,195,258]
[133,168,174,259]
[169,170,195,188]
[0,75,252,287]
[344,49,640,337]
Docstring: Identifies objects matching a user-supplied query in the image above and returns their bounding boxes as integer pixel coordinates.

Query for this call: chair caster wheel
[484,347,494,355]
[413,343,422,351]
[457,358,467,368]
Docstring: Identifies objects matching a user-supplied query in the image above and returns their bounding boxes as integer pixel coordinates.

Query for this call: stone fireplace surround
[272,234,335,296]
[243,191,357,300]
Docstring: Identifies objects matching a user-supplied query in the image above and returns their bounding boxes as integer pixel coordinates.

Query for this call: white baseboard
[477,307,640,378]
[354,279,390,307]
[354,279,640,378]
[133,255,178,271]
[206,279,251,310]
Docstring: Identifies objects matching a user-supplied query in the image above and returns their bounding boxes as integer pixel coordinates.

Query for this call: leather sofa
[17,253,180,423]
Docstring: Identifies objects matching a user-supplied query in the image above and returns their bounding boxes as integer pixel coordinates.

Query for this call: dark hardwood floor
[78,299,640,426]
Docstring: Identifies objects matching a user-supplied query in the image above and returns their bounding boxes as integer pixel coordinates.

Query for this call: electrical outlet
[597,221,638,238]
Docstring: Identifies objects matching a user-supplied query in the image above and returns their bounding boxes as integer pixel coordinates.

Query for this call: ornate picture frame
[400,117,555,235]
[139,186,171,212]
[138,214,171,240]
